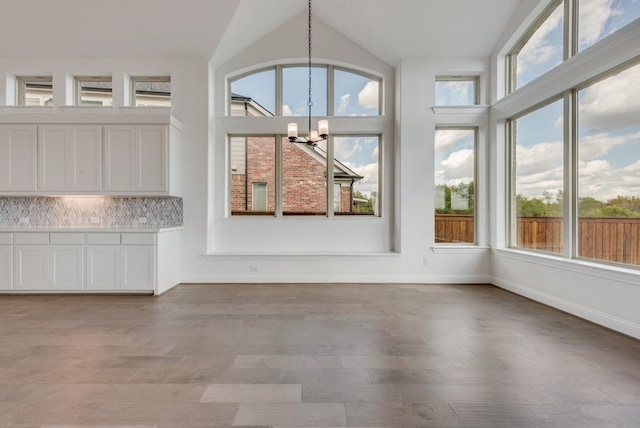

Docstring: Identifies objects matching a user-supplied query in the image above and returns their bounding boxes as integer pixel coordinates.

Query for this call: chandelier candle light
[287,0,329,146]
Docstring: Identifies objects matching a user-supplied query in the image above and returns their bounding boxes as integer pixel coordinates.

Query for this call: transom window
[131,76,171,107]
[435,77,478,106]
[228,65,381,117]
[75,76,113,106]
[16,76,53,106]
[507,0,640,93]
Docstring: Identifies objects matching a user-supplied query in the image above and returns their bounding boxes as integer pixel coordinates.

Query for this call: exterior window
[435,77,478,105]
[435,129,476,244]
[252,183,268,212]
[578,0,640,52]
[230,136,276,216]
[230,69,275,116]
[510,99,564,254]
[17,76,53,106]
[509,1,564,91]
[132,76,171,107]
[334,69,380,116]
[577,62,640,266]
[75,76,113,106]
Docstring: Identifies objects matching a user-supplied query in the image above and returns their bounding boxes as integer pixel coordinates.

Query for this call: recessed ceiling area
[0,0,523,64]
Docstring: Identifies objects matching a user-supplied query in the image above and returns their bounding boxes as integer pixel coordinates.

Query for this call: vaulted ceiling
[0,0,523,65]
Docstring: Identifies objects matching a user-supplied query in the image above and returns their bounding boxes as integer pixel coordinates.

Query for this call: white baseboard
[492,275,640,340]
[180,274,492,284]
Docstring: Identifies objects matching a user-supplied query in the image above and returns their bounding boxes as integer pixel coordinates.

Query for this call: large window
[510,99,564,254]
[227,65,383,218]
[577,62,640,265]
[435,129,476,244]
[508,0,640,93]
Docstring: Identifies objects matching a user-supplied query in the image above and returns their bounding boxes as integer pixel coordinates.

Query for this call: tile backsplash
[0,197,182,228]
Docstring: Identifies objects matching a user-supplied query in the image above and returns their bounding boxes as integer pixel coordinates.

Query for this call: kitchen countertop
[0,226,183,233]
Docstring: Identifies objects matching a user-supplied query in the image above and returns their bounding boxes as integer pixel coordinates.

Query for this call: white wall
[178,14,493,283]
[489,1,640,339]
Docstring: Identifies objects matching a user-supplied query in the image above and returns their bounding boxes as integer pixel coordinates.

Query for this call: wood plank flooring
[1,283,640,427]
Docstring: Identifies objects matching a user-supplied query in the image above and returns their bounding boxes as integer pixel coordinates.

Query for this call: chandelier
[287,0,329,146]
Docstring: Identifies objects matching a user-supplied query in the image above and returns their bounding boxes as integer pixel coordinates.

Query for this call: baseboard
[180,274,492,284]
[492,275,640,340]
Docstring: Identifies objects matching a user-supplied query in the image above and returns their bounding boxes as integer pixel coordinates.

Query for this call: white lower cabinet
[87,233,155,291]
[0,245,14,290]
[13,233,85,291]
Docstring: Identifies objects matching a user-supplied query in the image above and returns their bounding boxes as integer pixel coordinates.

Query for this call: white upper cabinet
[38,125,102,193]
[0,125,37,192]
[0,114,181,196]
[104,124,179,195]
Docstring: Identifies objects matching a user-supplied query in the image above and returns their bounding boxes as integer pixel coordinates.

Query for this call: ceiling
[0,0,523,65]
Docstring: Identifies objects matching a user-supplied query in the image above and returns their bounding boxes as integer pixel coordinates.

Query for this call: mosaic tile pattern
[0,196,182,228]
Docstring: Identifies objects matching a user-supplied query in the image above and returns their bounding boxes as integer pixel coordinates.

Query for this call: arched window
[226,64,383,217]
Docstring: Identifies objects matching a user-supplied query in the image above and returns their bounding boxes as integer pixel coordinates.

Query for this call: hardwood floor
[1,283,640,427]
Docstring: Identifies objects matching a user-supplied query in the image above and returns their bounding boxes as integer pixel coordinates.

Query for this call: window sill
[203,251,402,261]
[431,105,489,115]
[493,248,640,286]
[431,245,489,254]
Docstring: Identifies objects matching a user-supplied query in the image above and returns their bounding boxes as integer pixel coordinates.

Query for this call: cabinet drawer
[87,233,121,245]
[0,233,13,244]
[50,233,85,245]
[121,233,156,245]
[14,233,49,245]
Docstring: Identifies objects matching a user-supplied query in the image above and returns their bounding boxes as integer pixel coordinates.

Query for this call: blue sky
[509,0,640,202]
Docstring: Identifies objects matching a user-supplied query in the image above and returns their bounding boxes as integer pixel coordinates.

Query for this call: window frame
[74,75,113,106]
[131,75,171,107]
[434,126,479,245]
[16,76,53,106]
[227,64,382,117]
[435,76,480,106]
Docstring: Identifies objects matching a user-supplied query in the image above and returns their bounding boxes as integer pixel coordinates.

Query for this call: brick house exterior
[231,136,361,215]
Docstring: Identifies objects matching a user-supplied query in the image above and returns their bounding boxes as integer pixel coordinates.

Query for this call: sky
[436,1,640,204]
[231,67,380,198]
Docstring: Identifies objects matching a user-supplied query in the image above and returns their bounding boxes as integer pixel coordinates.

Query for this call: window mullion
[563,91,576,259]
[327,135,335,217]
[275,135,283,217]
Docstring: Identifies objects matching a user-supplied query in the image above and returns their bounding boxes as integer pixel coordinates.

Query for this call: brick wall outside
[231,137,353,215]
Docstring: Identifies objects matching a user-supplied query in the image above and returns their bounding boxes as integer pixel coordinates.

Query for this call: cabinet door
[14,245,49,290]
[122,245,154,290]
[39,125,102,192]
[0,125,37,192]
[137,126,167,192]
[50,245,84,290]
[0,245,12,290]
[86,246,121,290]
[104,126,136,192]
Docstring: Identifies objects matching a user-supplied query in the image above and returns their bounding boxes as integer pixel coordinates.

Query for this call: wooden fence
[435,214,640,266]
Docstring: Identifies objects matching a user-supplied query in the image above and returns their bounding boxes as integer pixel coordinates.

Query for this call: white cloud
[335,139,363,161]
[517,5,563,77]
[578,63,640,130]
[358,81,379,110]
[436,149,474,185]
[578,0,617,48]
[282,104,293,116]
[372,146,379,160]
[435,129,473,154]
[514,132,640,201]
[338,93,350,113]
